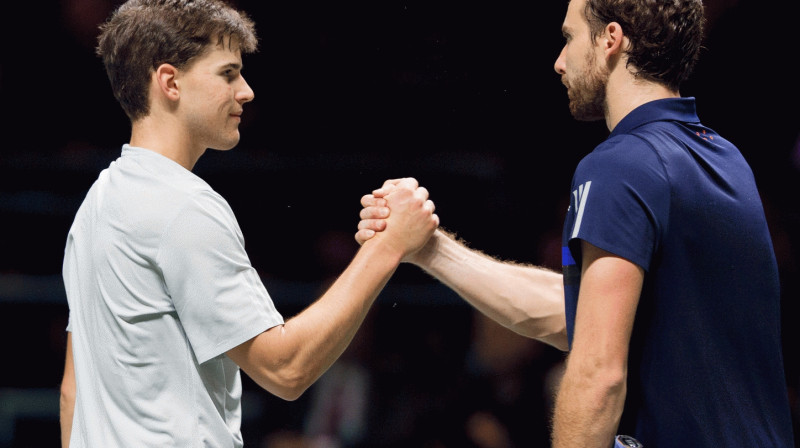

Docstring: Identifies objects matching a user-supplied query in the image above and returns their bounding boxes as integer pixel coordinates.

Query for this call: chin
[211,135,241,151]
[569,101,605,122]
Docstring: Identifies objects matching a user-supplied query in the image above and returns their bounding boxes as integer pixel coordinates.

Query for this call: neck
[604,69,679,131]
[129,113,205,171]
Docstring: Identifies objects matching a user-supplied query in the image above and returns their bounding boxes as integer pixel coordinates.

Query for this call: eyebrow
[219,62,243,71]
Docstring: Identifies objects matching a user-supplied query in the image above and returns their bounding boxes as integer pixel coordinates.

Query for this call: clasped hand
[355,178,438,261]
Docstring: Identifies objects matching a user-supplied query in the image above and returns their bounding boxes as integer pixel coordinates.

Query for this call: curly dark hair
[583,0,705,91]
[96,0,258,121]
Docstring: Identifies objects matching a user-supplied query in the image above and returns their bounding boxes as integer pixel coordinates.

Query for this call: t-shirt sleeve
[566,135,670,271]
[156,190,284,364]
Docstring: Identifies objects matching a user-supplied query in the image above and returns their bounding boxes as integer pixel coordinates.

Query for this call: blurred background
[1,0,798,446]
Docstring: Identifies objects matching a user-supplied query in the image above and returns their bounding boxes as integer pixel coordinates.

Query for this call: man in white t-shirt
[59,1,439,446]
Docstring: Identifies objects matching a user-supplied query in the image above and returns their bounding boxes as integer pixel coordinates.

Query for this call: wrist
[404,227,444,266]
[361,231,405,266]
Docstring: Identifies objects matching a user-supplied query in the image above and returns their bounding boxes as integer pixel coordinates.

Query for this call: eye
[221,67,241,81]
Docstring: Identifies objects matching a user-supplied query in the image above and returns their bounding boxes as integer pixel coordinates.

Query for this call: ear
[154,63,180,102]
[601,21,626,59]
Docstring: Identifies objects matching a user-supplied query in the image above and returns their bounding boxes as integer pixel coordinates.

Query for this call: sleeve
[156,190,284,364]
[566,135,670,271]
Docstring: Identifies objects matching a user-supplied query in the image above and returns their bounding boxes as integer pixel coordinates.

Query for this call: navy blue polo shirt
[561,97,794,447]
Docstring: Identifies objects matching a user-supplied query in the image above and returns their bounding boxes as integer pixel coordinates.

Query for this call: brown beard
[567,50,609,122]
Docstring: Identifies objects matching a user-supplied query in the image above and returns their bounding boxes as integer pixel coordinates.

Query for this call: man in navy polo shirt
[355,0,795,446]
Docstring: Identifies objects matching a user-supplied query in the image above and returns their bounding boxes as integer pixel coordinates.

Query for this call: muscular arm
[228,182,438,401]
[228,239,400,400]
[60,332,75,448]
[551,241,643,447]
[357,183,567,350]
[410,229,568,350]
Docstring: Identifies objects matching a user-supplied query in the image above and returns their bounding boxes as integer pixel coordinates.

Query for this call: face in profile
[565,50,608,121]
[177,38,255,151]
[554,0,609,122]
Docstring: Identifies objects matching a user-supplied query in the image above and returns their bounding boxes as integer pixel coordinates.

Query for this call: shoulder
[158,187,243,255]
[575,133,667,186]
[163,188,237,233]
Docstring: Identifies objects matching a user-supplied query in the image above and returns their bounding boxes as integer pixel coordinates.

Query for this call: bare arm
[357,181,567,350]
[60,332,75,448]
[227,180,438,400]
[551,241,642,447]
[408,229,567,350]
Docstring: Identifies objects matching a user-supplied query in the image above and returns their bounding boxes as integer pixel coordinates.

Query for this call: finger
[372,185,395,198]
[361,194,376,207]
[382,178,404,188]
[360,206,390,220]
[354,228,375,246]
[413,186,430,201]
[361,196,389,211]
[358,218,387,232]
[424,199,436,214]
[373,177,418,198]
[372,179,402,198]
[394,177,420,192]
[381,181,423,201]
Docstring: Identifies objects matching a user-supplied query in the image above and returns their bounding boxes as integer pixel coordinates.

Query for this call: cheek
[210,90,232,111]
[199,80,234,109]
[567,48,583,67]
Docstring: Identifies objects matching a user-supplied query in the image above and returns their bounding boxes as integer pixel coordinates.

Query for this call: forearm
[282,238,398,384]
[234,181,438,399]
[60,392,74,447]
[551,355,626,448]
[233,236,401,400]
[551,243,641,447]
[412,229,568,350]
[60,332,75,447]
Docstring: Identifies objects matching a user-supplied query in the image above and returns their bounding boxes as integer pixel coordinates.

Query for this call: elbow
[595,368,626,395]
[60,380,75,411]
[590,368,627,412]
[60,377,76,443]
[278,390,305,402]
[257,364,315,402]
[272,374,310,402]
[511,315,568,351]
[546,329,570,353]
[522,314,568,351]
[568,355,627,399]
[509,303,568,351]
[233,329,321,401]
[504,276,568,350]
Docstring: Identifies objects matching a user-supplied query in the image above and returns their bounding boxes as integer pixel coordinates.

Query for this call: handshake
[353,177,441,264]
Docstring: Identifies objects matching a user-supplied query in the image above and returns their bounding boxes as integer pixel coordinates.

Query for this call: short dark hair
[583,0,705,91]
[96,0,258,121]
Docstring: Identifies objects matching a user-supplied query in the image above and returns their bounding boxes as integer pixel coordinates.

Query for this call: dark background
[1,0,798,446]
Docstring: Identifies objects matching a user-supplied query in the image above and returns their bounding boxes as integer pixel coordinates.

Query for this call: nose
[237,75,255,104]
[554,45,567,75]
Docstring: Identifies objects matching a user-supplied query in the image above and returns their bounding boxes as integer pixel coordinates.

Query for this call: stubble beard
[567,51,609,122]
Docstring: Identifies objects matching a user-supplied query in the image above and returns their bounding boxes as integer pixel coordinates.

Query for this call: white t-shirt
[63,144,284,447]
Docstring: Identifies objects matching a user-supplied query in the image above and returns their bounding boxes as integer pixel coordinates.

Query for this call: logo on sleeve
[695,129,714,141]
[571,181,592,238]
